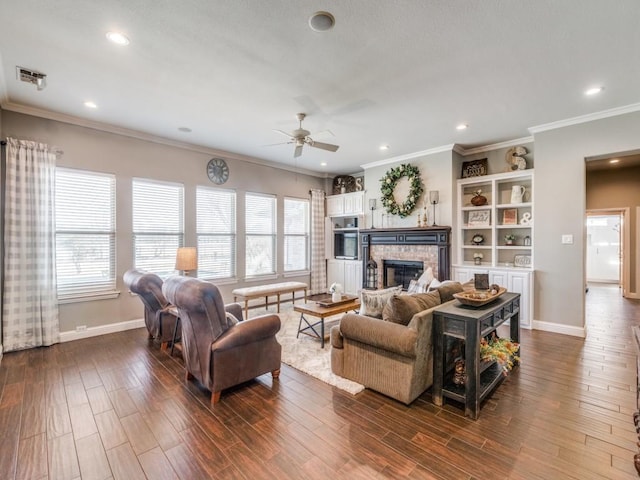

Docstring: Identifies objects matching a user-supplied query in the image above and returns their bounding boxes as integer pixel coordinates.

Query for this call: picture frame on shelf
[502,208,518,225]
[461,158,488,178]
[514,254,532,267]
[468,209,491,226]
[474,273,490,290]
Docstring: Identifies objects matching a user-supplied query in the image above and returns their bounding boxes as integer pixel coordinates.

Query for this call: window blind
[55,168,116,296]
[196,186,236,279]
[245,192,276,276]
[284,197,309,272]
[132,178,184,276]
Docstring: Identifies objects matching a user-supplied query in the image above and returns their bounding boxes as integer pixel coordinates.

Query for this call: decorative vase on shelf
[471,190,488,206]
[332,292,341,303]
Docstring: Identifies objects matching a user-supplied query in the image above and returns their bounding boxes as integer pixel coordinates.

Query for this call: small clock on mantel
[207,158,229,185]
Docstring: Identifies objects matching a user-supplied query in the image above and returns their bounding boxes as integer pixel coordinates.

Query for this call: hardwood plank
[76,432,112,480]
[46,402,72,439]
[140,410,182,452]
[20,381,46,439]
[87,386,114,415]
[120,412,159,455]
[80,368,103,390]
[164,443,213,479]
[69,402,98,440]
[137,446,179,480]
[65,381,89,407]
[17,432,48,480]
[48,432,81,479]
[95,409,128,450]
[107,388,138,418]
[105,443,146,480]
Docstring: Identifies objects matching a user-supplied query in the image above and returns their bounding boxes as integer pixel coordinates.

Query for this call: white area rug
[251,306,365,395]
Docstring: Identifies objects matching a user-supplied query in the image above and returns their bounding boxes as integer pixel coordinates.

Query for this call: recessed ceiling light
[84,101,97,109]
[106,31,130,46]
[456,124,468,130]
[585,86,604,96]
[308,11,335,32]
[178,127,192,133]
[379,145,390,150]
[320,161,327,166]
[609,159,620,164]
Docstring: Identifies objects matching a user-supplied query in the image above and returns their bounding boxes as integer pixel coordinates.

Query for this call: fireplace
[383,260,424,290]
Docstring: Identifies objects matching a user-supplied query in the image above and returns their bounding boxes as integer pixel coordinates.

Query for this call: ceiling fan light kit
[272,113,340,158]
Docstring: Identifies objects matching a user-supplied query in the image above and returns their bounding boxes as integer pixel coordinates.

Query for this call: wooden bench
[232,281,308,318]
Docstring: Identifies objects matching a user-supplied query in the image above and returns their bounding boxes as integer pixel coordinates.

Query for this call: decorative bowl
[453,287,506,307]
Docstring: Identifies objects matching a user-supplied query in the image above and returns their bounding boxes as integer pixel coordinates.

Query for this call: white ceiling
[1,1,639,176]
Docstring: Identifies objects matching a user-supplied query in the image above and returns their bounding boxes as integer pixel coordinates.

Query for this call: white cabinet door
[344,260,363,295]
[508,271,532,328]
[453,267,489,284]
[326,196,344,216]
[327,259,345,291]
[344,192,364,216]
[489,271,508,287]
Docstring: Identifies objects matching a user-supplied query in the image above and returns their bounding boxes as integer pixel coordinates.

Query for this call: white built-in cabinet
[326,191,365,217]
[452,266,533,328]
[454,169,535,328]
[327,259,363,296]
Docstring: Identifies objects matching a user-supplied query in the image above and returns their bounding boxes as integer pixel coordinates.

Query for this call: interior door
[586,214,621,283]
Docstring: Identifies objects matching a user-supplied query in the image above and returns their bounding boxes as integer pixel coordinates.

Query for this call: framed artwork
[502,208,518,225]
[474,273,490,290]
[461,158,488,178]
[514,254,532,267]
[467,209,490,226]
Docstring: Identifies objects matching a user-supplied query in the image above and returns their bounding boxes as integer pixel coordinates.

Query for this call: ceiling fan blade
[309,140,339,152]
[294,144,303,158]
[273,129,293,138]
[263,141,292,147]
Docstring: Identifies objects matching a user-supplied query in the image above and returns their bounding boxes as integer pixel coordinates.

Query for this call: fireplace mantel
[360,226,451,285]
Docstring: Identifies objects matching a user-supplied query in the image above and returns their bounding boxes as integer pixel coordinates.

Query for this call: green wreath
[379,163,423,218]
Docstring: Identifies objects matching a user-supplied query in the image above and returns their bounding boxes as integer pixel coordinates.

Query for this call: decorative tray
[316,295,359,307]
[453,287,506,307]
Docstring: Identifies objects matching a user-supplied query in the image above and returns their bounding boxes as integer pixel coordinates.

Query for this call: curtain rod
[1,139,63,154]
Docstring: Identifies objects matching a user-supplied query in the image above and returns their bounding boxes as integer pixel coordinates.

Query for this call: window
[197,186,236,279]
[55,168,116,296]
[245,192,276,277]
[284,197,309,272]
[132,178,184,276]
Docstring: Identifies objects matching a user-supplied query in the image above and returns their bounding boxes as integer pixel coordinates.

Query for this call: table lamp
[369,198,377,228]
[429,190,439,226]
[175,247,197,276]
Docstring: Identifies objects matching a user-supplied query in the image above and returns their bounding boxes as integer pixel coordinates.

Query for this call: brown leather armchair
[123,269,180,350]
[162,276,282,405]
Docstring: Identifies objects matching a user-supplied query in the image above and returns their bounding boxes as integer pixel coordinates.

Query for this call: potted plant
[473,252,483,265]
[504,233,516,245]
[480,333,520,375]
[329,282,343,303]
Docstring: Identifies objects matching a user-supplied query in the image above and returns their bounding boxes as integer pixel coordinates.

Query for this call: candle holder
[369,198,377,228]
[429,190,439,226]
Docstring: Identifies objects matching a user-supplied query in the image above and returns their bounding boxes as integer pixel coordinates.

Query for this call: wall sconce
[429,191,439,226]
[369,198,377,228]
[175,247,197,276]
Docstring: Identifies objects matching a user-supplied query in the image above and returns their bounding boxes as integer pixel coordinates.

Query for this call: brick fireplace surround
[360,227,451,290]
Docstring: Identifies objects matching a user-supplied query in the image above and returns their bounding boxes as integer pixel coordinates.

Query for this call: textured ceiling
[1,1,639,176]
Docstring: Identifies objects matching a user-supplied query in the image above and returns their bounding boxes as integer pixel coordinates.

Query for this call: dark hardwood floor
[1,284,639,479]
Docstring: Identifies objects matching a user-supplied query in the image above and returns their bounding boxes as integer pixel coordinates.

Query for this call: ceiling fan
[272,113,339,158]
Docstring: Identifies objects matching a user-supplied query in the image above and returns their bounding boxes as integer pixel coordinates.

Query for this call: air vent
[16,66,47,90]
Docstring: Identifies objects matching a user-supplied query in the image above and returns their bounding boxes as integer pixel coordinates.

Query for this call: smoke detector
[16,66,47,90]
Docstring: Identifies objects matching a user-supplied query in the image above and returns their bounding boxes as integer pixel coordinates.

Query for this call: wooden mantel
[360,226,451,283]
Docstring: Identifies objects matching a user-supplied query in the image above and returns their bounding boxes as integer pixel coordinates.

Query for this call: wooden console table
[432,292,520,419]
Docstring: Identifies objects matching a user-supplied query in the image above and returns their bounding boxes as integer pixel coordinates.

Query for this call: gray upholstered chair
[162,275,282,405]
[123,269,180,351]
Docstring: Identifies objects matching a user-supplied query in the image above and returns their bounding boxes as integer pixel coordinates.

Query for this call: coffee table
[294,298,360,348]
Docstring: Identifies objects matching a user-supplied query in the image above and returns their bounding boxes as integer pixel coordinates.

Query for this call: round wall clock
[207,158,229,184]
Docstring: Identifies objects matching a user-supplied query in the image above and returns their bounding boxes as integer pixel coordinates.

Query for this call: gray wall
[1,110,326,333]
[533,111,640,331]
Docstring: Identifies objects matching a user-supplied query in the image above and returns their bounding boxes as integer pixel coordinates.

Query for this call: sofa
[330,282,464,404]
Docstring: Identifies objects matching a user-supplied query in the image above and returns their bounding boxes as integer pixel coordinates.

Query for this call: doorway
[586,213,622,285]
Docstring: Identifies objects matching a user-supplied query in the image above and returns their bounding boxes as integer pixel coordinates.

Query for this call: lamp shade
[175,247,197,272]
[429,190,440,204]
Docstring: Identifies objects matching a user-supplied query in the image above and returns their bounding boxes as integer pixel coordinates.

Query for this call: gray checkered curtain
[310,189,326,295]
[2,138,59,351]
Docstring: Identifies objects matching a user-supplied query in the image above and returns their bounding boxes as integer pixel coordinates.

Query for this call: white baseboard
[60,318,145,343]
[532,319,586,338]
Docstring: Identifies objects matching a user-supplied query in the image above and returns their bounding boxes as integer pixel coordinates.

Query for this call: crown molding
[1,102,330,179]
[360,144,456,170]
[459,136,534,156]
[529,102,640,134]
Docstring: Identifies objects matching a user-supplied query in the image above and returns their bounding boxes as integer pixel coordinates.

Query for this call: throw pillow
[417,267,434,287]
[432,281,464,302]
[225,311,239,327]
[359,285,403,319]
[407,279,427,294]
[383,290,442,325]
